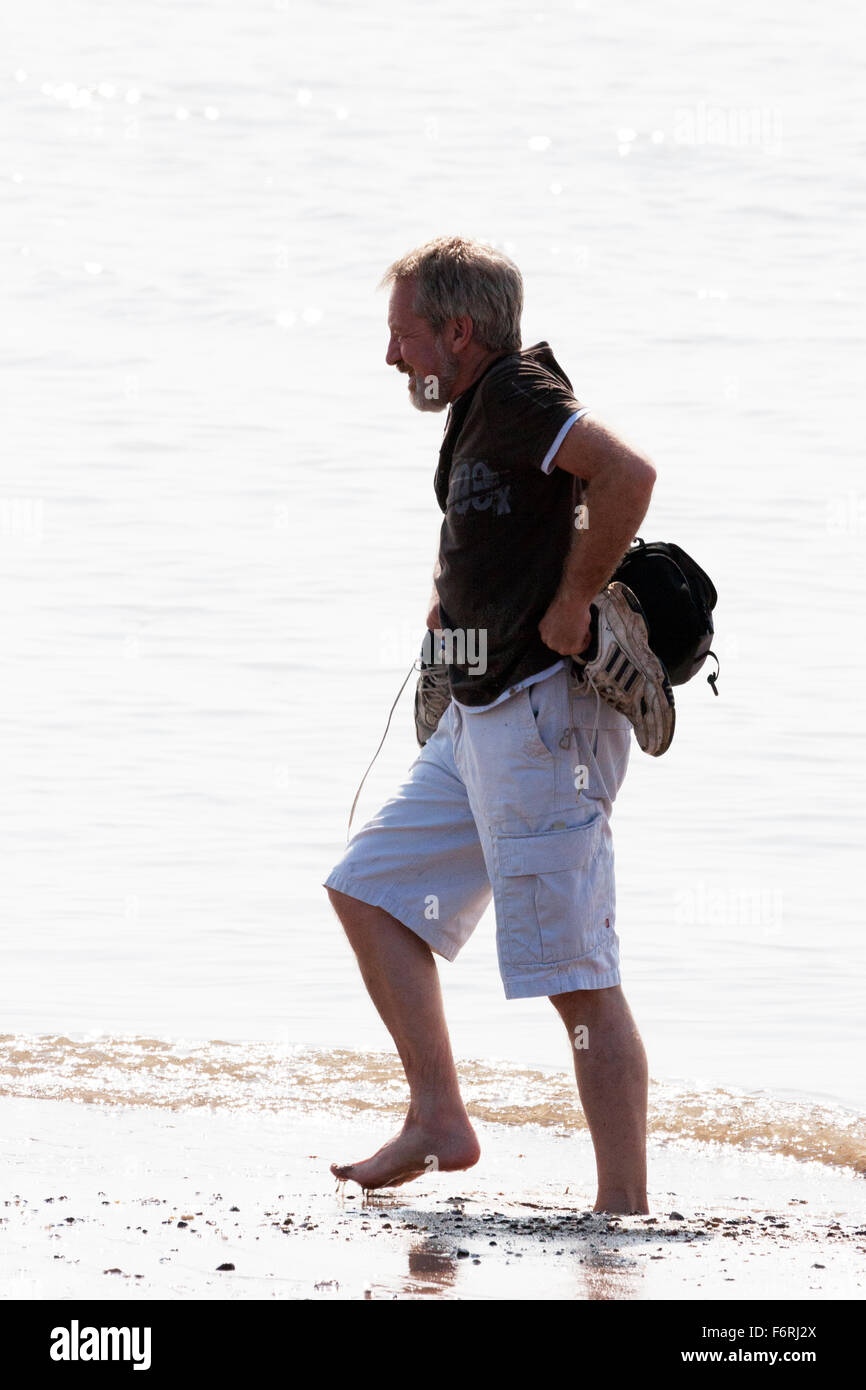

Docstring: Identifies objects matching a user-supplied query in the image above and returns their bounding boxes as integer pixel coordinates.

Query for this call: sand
[1,1096,864,1301]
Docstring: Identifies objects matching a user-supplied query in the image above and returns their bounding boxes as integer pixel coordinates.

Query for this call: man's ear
[450,314,475,353]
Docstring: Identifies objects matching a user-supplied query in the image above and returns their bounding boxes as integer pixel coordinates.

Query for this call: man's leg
[549,985,648,1214]
[326,887,480,1188]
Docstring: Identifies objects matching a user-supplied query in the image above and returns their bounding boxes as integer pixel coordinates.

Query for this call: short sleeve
[480,359,586,473]
[539,407,591,473]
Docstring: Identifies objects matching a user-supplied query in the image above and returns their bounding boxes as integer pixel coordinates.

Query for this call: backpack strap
[706,650,720,696]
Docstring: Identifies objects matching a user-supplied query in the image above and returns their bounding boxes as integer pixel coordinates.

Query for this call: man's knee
[548,984,624,1019]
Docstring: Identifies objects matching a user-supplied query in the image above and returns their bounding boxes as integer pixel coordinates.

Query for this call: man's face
[385,277,460,413]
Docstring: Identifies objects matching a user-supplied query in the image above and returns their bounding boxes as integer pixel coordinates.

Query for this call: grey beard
[409,349,459,412]
[409,376,450,412]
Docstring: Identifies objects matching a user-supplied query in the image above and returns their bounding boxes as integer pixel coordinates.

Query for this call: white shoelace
[564,663,602,764]
[347,660,417,841]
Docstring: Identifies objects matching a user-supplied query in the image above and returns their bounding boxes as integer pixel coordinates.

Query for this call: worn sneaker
[573,581,676,756]
[414,638,452,746]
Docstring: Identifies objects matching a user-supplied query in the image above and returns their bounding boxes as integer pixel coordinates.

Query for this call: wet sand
[2,1096,864,1301]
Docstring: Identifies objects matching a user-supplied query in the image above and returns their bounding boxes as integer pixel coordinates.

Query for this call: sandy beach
[3,1094,864,1302]
[3,0,865,1325]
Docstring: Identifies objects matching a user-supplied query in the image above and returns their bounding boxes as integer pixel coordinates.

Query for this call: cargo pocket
[495,815,606,968]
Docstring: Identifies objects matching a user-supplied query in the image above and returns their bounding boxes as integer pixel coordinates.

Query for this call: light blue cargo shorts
[323,665,631,998]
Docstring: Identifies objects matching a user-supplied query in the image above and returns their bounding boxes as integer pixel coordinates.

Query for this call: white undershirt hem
[453,659,566,713]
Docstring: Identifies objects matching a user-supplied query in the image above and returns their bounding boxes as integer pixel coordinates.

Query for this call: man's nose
[385,335,401,366]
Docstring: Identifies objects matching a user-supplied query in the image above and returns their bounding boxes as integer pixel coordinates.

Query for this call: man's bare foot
[331,1115,481,1191]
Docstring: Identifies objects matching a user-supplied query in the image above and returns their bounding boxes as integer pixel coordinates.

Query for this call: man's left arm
[538,415,656,656]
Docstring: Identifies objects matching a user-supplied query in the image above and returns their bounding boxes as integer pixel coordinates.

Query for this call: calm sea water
[2,0,863,1135]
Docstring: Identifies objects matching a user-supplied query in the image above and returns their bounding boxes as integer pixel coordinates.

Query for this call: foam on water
[2,1033,863,1177]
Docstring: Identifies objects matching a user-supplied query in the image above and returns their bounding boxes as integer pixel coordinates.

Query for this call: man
[323,236,672,1214]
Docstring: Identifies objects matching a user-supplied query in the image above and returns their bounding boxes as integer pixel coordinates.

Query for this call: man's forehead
[388,277,419,327]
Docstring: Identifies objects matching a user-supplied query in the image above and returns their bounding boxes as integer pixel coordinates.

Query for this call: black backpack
[611,538,720,693]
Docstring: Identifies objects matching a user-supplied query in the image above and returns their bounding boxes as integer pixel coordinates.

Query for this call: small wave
[1,1033,863,1175]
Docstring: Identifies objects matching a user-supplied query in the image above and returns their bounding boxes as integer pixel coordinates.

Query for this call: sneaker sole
[590,583,676,756]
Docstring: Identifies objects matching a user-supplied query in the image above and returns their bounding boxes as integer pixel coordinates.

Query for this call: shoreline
[2,1096,864,1301]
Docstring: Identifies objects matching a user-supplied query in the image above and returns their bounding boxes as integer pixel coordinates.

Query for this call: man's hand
[538,594,593,656]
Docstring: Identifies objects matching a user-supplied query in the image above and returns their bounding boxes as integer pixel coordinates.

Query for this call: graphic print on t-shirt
[448,459,512,516]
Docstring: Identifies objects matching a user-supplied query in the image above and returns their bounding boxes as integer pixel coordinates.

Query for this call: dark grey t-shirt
[434,341,586,707]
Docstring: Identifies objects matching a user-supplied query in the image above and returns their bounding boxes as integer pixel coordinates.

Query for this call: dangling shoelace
[346,660,417,841]
[562,662,602,764]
